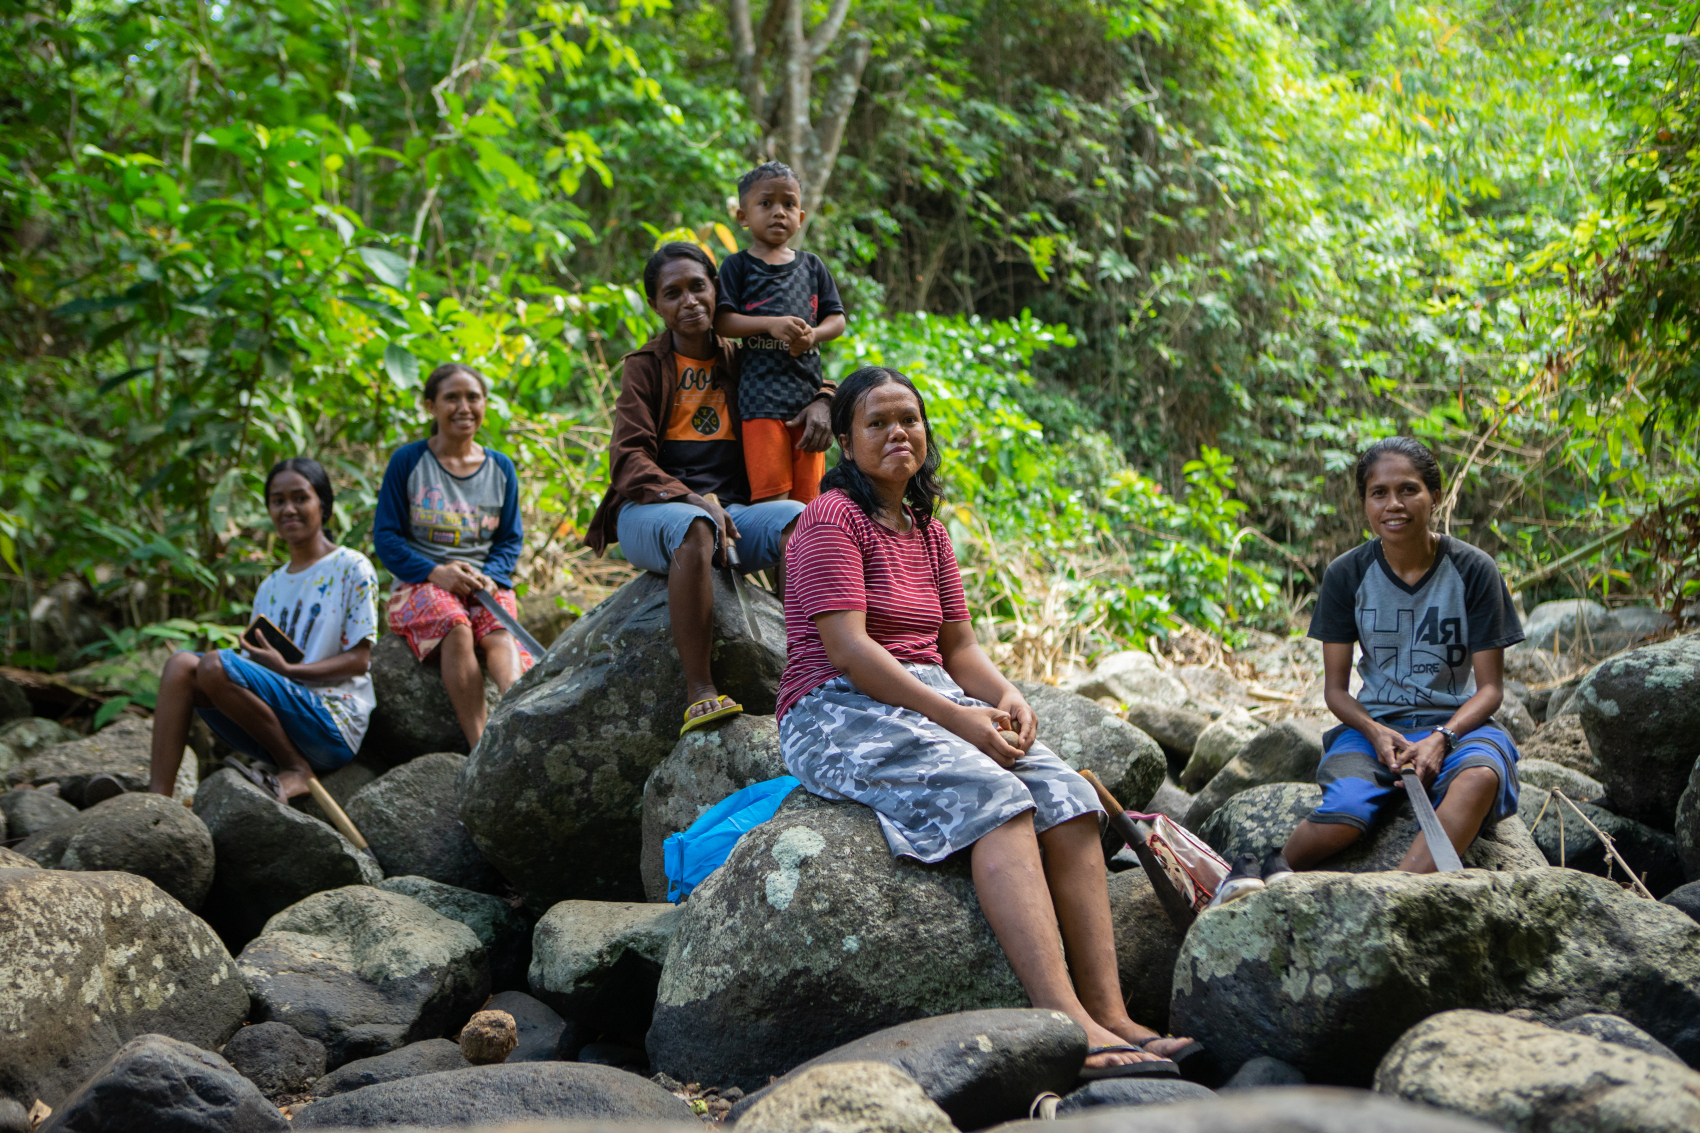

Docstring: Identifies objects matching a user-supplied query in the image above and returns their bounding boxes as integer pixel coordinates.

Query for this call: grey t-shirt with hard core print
[1308,535,1524,722]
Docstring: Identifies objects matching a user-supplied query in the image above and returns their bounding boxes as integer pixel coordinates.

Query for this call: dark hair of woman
[642,242,719,303]
[422,362,489,436]
[1355,435,1444,500]
[821,366,945,528]
[264,457,336,530]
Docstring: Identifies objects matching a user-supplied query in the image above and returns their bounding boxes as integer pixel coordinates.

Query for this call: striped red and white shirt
[777,488,969,719]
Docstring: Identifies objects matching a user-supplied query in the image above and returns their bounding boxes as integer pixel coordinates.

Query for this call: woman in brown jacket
[584,242,830,734]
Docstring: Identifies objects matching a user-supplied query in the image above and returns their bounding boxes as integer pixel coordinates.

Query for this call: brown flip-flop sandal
[223,756,288,806]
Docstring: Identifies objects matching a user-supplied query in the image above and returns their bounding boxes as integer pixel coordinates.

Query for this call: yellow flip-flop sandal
[680,695,744,736]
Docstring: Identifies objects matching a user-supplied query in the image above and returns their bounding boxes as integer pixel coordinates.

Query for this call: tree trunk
[724,0,870,243]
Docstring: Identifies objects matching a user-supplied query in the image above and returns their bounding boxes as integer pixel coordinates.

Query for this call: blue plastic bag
[663,776,800,902]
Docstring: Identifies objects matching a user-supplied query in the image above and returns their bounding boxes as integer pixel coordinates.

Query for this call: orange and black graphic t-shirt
[658,355,748,504]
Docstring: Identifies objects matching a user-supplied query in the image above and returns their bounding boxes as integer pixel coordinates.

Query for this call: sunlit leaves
[357,247,412,291]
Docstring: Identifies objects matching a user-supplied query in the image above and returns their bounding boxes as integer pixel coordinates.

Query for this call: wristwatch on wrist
[1434,726,1460,754]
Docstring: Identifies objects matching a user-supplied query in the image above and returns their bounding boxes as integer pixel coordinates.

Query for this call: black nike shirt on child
[715,249,845,420]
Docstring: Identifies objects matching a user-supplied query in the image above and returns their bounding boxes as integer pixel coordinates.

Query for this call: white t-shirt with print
[247,545,381,752]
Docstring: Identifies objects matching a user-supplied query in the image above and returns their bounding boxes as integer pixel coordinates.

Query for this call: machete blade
[471,588,547,662]
[1401,764,1464,873]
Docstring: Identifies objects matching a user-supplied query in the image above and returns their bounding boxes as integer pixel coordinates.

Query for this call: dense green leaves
[0,0,1695,667]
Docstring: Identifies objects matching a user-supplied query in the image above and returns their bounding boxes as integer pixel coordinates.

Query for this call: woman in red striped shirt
[778,366,1199,1080]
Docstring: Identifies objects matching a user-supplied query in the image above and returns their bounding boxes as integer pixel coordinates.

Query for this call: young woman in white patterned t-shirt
[144,458,379,803]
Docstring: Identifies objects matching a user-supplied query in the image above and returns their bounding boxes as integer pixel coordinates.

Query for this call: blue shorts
[193,649,355,774]
[1310,721,1520,832]
[616,499,805,575]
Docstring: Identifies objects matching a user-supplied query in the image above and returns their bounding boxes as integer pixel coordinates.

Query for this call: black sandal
[1078,1043,1181,1081]
[1142,1038,1221,1086]
[223,756,288,806]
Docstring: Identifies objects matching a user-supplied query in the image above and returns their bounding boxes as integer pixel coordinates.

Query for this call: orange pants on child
[743,418,825,504]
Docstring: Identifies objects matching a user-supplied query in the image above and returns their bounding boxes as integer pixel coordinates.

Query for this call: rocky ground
[2,587,1699,1132]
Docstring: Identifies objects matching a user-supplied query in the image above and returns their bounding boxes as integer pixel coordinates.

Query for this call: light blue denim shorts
[615,499,805,574]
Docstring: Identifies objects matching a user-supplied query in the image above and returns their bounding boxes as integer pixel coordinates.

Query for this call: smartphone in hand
[244,615,305,665]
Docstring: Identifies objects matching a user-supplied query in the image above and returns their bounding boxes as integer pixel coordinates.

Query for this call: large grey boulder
[1069,651,1169,703]
[17,792,215,910]
[1664,880,1700,921]
[3,716,187,805]
[1518,788,1685,896]
[1141,779,1194,825]
[346,753,501,892]
[377,875,533,991]
[0,868,249,1107]
[1179,709,1263,793]
[735,1061,954,1133]
[0,718,78,779]
[1171,869,1700,1085]
[1175,665,1255,710]
[1522,713,1596,775]
[1615,604,1675,643]
[985,1086,1502,1132]
[1057,1079,1217,1114]
[37,1034,285,1133]
[1199,782,1544,873]
[0,846,40,869]
[1517,757,1603,799]
[221,1021,327,1100]
[193,769,382,948]
[640,714,786,902]
[1525,598,1626,655]
[1557,1012,1685,1065]
[647,790,1026,1091]
[1573,634,1700,828]
[359,633,497,767]
[310,1038,469,1097]
[1494,694,1537,743]
[461,570,785,906]
[1016,681,1165,811]
[1375,1010,1700,1133]
[1681,765,1700,882]
[728,1009,1086,1130]
[530,900,681,1047]
[1184,719,1324,828]
[1124,703,1211,773]
[1509,643,1570,697]
[0,787,77,839]
[238,886,489,1068]
[483,990,568,1063]
[295,760,379,828]
[290,1062,699,1128]
[0,676,29,727]
[1547,678,1587,720]
[25,580,105,670]
[1677,750,1700,880]
[1107,868,1187,1034]
[1220,1056,1306,1090]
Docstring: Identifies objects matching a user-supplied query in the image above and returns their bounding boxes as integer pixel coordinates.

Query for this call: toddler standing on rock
[713,161,846,506]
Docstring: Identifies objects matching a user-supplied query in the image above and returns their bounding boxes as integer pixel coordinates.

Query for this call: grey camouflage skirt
[778,663,1103,862]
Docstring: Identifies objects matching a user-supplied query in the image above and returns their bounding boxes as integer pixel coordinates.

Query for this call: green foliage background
[2,0,1698,676]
